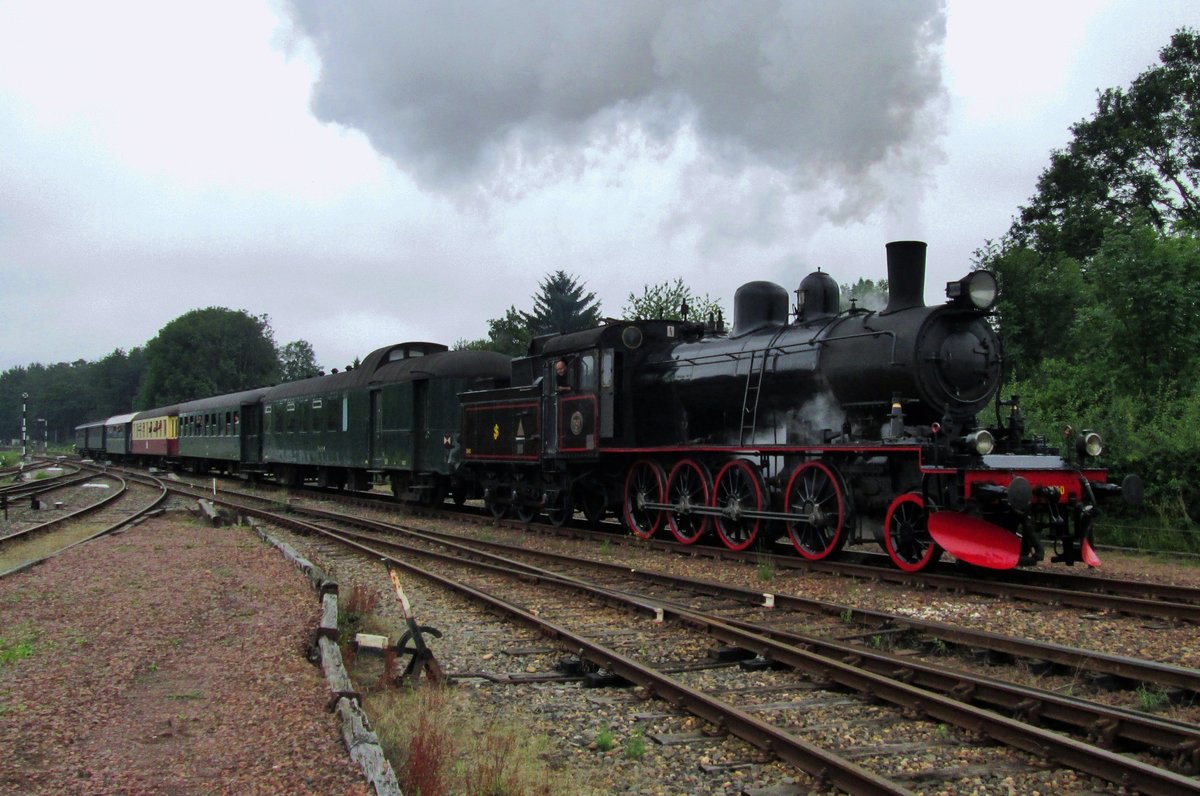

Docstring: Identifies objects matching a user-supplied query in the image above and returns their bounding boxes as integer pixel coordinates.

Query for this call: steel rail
[297,504,1200,696]
[301,516,1200,795]
[0,474,168,579]
[258,512,912,796]
[324,517,1200,769]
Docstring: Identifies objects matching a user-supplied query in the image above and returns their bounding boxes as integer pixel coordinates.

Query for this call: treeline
[0,308,320,446]
[2,273,725,447]
[979,28,1200,522]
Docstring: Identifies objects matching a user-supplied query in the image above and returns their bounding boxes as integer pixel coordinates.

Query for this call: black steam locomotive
[459,241,1141,571]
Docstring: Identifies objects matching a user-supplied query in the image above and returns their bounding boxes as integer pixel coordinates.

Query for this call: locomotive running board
[928,512,1021,570]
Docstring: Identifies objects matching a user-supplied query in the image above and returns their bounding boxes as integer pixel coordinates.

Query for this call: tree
[621,278,723,322]
[484,306,534,357]
[839,278,889,312]
[974,243,1085,376]
[278,339,321,382]
[1012,28,1200,260]
[1073,223,1200,391]
[520,271,603,337]
[137,308,280,407]
[90,348,146,418]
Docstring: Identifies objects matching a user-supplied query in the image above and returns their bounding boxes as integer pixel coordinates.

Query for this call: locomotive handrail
[661,328,900,370]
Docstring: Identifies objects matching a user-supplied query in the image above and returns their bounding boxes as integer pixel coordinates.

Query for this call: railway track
[0,466,168,578]
[153,479,1200,793]
[141,463,1200,624]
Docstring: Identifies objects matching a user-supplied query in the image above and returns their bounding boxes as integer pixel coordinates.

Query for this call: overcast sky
[0,1,1195,374]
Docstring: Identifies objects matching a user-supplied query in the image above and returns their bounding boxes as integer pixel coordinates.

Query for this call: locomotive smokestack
[884,240,926,313]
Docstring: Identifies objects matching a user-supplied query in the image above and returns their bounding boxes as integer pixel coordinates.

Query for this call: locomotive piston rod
[639,498,829,526]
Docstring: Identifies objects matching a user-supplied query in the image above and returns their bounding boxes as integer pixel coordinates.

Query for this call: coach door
[369,388,384,467]
[412,379,428,472]
[240,402,262,464]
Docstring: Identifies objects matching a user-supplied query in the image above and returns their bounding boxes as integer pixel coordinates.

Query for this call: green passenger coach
[261,342,510,501]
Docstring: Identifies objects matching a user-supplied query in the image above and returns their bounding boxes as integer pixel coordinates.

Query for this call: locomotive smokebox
[884,240,927,313]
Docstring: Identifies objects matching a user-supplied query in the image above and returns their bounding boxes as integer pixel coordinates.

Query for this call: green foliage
[137,307,280,407]
[978,29,1200,533]
[840,278,889,312]
[1137,684,1169,712]
[520,271,603,338]
[0,623,39,666]
[979,243,1084,375]
[594,728,615,752]
[624,730,647,761]
[621,278,723,322]
[485,305,534,357]
[1012,28,1200,260]
[277,339,321,382]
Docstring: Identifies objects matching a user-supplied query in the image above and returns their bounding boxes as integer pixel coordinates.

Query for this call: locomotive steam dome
[797,270,840,321]
[732,281,789,337]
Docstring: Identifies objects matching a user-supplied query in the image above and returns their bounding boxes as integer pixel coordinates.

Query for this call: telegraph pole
[21,393,28,461]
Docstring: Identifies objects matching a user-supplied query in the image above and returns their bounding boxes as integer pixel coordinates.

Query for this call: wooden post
[386,564,444,686]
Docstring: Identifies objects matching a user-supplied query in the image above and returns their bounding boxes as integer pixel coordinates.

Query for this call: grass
[1137,684,1169,712]
[595,727,616,752]
[338,584,382,644]
[366,686,580,796]
[755,549,775,583]
[623,729,647,761]
[0,622,40,666]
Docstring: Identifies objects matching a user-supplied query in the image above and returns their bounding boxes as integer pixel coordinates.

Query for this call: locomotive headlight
[1077,430,1103,458]
[965,429,995,455]
[946,270,998,311]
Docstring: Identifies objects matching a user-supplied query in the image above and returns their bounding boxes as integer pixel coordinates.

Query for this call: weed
[624,730,647,761]
[167,691,204,700]
[936,723,950,738]
[930,637,949,655]
[366,687,565,796]
[1137,684,1169,712]
[755,550,775,583]
[599,540,613,556]
[338,585,381,642]
[839,608,854,624]
[870,634,883,649]
[0,623,40,666]
[407,691,454,796]
[595,727,616,752]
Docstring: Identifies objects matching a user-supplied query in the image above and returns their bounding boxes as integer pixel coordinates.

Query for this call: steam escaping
[283,1,948,215]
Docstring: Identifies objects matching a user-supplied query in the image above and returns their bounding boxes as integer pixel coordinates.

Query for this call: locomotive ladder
[739,331,788,446]
[738,354,766,445]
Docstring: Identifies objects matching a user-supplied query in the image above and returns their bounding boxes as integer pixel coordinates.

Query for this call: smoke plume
[283,1,947,216]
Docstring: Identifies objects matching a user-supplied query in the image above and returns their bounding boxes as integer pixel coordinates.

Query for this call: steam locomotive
[77,241,1140,571]
[459,241,1141,571]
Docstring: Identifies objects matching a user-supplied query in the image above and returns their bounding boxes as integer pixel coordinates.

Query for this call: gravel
[0,509,370,796]
[5,495,1197,795]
